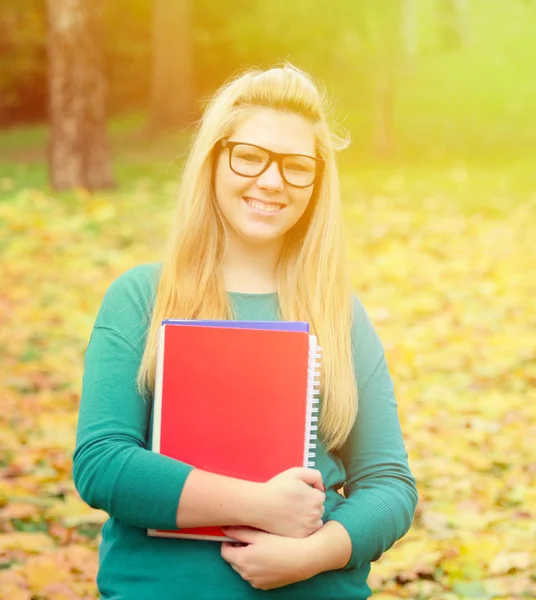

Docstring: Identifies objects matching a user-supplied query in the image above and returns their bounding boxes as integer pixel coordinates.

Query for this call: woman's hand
[221,521,352,591]
[253,467,325,538]
[221,527,318,591]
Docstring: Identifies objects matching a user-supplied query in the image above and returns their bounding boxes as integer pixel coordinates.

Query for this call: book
[148,320,321,541]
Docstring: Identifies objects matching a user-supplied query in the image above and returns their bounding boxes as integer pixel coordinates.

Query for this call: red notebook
[148,320,321,541]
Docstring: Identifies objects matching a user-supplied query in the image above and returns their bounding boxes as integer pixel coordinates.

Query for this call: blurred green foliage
[0,0,535,162]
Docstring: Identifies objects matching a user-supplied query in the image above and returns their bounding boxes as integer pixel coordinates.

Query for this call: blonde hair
[138,63,357,450]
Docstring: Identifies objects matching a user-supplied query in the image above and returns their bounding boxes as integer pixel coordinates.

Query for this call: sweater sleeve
[327,297,418,571]
[72,265,194,530]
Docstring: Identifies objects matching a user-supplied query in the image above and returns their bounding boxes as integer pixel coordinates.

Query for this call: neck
[221,233,284,294]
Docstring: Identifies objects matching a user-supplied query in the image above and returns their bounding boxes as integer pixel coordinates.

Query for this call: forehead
[230,108,316,155]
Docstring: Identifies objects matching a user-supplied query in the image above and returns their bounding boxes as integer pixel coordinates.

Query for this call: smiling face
[213,108,318,252]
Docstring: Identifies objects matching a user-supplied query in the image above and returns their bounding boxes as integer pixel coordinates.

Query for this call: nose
[256,159,285,191]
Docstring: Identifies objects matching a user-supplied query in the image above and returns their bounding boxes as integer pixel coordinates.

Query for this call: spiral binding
[305,336,322,468]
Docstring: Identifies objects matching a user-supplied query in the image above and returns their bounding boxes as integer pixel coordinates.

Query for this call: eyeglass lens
[230,144,317,187]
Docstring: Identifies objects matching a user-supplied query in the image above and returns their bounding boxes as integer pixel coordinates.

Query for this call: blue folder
[162,319,309,332]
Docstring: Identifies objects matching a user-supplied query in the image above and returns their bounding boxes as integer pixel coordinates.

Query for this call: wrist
[235,480,266,528]
[302,521,352,575]
[299,534,325,579]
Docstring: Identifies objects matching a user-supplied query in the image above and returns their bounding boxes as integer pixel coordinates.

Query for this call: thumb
[294,467,325,491]
[222,526,263,544]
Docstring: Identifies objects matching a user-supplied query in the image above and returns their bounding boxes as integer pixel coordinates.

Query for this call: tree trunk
[402,0,418,58]
[366,0,405,157]
[46,0,115,191]
[150,0,196,131]
[437,0,469,50]
[373,65,396,157]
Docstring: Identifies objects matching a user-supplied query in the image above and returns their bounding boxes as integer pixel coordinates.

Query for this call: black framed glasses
[219,139,324,188]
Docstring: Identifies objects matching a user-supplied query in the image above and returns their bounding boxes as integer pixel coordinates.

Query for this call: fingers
[313,519,323,532]
[221,542,235,562]
[314,488,326,502]
[294,467,324,491]
[307,502,324,535]
[298,519,324,538]
[222,526,262,544]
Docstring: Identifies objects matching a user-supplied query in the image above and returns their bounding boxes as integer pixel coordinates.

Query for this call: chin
[238,227,286,247]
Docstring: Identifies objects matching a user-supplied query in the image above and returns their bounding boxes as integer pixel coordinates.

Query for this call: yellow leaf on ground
[0,570,31,600]
[56,544,99,580]
[489,551,532,575]
[0,502,40,521]
[44,494,108,527]
[23,555,71,594]
[40,582,81,600]
[0,532,54,553]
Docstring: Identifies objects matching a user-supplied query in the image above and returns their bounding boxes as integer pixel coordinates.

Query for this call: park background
[0,1,535,598]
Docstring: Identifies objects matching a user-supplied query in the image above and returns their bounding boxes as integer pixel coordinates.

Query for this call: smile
[243,197,285,214]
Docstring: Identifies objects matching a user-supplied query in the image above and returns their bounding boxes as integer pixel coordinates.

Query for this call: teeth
[246,198,282,213]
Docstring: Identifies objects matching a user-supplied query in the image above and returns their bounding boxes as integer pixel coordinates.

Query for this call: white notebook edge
[147,323,166,539]
[148,530,233,541]
[151,323,166,455]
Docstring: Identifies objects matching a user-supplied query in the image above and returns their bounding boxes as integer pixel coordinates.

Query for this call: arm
[302,520,352,574]
[219,522,351,590]
[176,470,262,528]
[326,299,419,570]
[177,467,324,533]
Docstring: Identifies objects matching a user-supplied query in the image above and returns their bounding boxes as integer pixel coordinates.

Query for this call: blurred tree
[402,0,419,58]
[352,0,411,156]
[150,0,196,131]
[46,0,115,190]
[0,3,47,125]
[104,0,152,115]
[437,0,469,49]
[193,0,412,157]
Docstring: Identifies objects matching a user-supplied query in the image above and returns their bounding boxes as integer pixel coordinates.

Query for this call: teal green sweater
[73,263,417,600]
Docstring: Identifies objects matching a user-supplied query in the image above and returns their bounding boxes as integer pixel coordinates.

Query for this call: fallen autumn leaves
[0,173,535,599]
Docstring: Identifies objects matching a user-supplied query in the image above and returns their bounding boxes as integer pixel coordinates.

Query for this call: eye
[233,146,267,164]
[241,153,263,163]
[285,159,315,173]
[286,162,309,172]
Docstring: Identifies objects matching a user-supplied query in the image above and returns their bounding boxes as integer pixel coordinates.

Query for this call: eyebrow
[226,140,318,159]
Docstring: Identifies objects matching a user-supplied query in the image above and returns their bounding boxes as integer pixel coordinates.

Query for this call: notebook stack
[148,319,321,541]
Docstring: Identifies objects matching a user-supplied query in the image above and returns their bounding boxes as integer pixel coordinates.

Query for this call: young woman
[74,64,418,600]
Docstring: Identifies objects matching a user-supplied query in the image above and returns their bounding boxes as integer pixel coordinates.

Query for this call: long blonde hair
[138,64,357,450]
